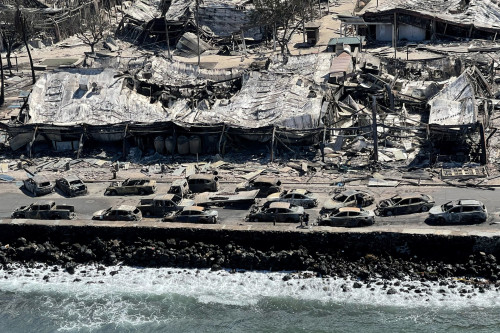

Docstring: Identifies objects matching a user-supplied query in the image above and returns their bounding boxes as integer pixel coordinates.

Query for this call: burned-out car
[137,194,195,217]
[266,189,319,208]
[376,194,434,216]
[56,176,88,197]
[12,201,76,220]
[187,174,219,193]
[317,207,374,227]
[235,176,282,197]
[162,206,218,224]
[321,190,374,213]
[167,179,191,198]
[92,205,142,221]
[22,175,54,196]
[105,178,157,196]
[429,200,487,224]
[247,202,308,223]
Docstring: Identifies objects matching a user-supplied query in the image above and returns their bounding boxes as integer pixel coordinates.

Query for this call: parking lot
[1,179,500,229]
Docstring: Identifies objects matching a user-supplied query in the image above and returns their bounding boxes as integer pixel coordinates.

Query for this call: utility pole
[371,95,379,162]
[195,0,201,67]
[0,51,4,106]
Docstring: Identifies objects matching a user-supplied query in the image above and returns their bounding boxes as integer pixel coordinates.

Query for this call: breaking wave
[0,264,499,332]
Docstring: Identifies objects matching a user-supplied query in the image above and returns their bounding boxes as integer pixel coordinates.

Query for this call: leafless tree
[14,6,36,84]
[76,11,110,54]
[251,0,310,56]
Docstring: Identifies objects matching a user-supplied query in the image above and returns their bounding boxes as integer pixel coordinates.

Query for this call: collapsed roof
[27,68,167,125]
[428,71,476,126]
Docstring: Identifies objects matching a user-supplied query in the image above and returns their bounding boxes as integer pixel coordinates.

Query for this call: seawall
[0,219,499,281]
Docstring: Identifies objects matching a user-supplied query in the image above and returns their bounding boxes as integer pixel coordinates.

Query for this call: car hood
[429,206,443,214]
[179,199,195,207]
[322,199,344,210]
[93,210,106,217]
[266,192,281,200]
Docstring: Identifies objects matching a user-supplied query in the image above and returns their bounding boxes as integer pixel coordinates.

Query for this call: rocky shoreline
[1,236,499,293]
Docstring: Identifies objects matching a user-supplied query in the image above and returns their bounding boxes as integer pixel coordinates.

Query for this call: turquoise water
[0,265,499,332]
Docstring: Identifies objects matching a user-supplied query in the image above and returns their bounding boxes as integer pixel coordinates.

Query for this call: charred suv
[12,201,76,220]
[56,176,87,197]
[105,178,157,196]
[22,175,54,196]
[429,200,487,224]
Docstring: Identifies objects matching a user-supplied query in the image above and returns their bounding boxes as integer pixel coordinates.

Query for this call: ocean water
[0,264,499,333]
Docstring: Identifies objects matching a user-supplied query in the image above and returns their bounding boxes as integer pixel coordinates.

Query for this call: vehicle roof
[32,175,50,182]
[458,199,483,206]
[154,194,177,201]
[189,174,216,180]
[269,202,291,209]
[254,176,279,183]
[63,175,81,182]
[338,207,361,213]
[115,205,137,211]
[290,189,308,195]
[183,206,205,212]
[395,193,426,199]
[171,179,188,185]
[340,190,366,196]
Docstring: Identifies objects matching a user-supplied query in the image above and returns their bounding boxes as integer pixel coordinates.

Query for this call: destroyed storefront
[360,0,500,42]
[6,56,331,157]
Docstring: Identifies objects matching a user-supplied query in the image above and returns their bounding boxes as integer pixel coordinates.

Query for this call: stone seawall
[0,221,499,282]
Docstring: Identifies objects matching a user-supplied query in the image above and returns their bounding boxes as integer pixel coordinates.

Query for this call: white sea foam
[1,264,499,310]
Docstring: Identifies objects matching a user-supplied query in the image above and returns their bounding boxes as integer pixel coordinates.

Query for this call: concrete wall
[376,24,393,42]
[399,24,426,41]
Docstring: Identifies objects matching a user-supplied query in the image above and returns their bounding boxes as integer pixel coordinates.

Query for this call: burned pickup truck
[12,201,76,220]
[105,178,157,196]
[137,194,195,217]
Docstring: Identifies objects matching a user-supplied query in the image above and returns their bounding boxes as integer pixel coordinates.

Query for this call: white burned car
[266,189,319,208]
[429,200,487,224]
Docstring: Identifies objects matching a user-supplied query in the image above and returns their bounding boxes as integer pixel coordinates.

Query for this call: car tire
[421,206,429,212]
[109,190,117,196]
[145,211,151,217]
[386,210,393,216]
[437,217,446,225]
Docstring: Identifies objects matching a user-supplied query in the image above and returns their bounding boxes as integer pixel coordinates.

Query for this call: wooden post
[218,124,226,155]
[270,126,276,162]
[122,124,128,157]
[241,30,246,54]
[77,132,84,159]
[165,17,171,59]
[371,96,378,162]
[29,126,38,158]
[393,12,397,59]
[479,122,487,165]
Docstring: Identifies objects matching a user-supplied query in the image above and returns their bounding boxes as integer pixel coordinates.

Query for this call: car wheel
[437,217,446,225]
[386,210,393,216]
[139,189,146,195]
[110,190,117,196]
[421,206,429,213]
[145,211,151,217]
